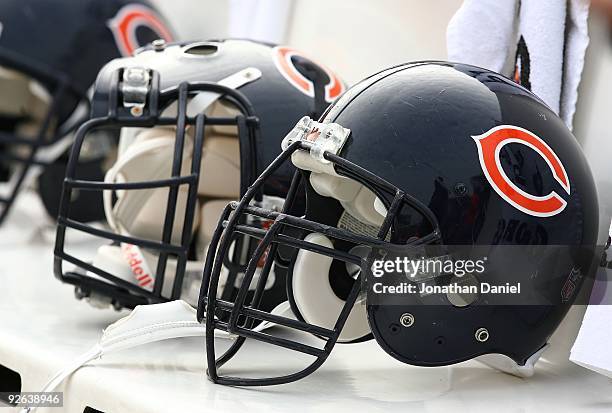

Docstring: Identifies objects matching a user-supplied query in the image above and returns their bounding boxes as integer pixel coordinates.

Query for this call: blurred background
[153,0,459,82]
[151,0,612,221]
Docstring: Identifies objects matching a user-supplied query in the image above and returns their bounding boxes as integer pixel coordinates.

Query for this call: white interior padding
[206,100,242,135]
[0,67,32,116]
[96,97,242,305]
[0,67,54,161]
[309,172,361,201]
[106,98,241,244]
[104,127,199,244]
[291,150,338,176]
[157,98,241,198]
[374,196,388,217]
[0,66,50,120]
[118,127,145,155]
[310,172,386,228]
[293,148,387,228]
[195,198,233,260]
[198,137,240,198]
[340,184,386,228]
[197,100,240,198]
[292,233,370,342]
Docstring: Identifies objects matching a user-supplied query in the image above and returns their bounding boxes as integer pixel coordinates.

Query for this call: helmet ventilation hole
[184,43,219,56]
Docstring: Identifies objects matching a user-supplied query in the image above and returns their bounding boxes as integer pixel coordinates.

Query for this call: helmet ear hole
[329,258,356,301]
[290,233,370,343]
[330,244,371,301]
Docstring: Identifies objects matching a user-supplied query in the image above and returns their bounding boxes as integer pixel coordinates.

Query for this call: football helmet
[53,39,345,311]
[198,62,600,385]
[0,0,174,224]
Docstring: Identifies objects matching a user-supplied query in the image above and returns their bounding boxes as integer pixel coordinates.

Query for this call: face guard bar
[53,67,261,310]
[197,119,442,386]
[0,49,89,224]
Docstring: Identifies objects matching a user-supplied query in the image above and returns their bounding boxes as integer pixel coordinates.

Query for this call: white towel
[570,220,612,378]
[448,0,612,380]
[447,0,591,130]
[447,0,519,75]
[570,305,612,378]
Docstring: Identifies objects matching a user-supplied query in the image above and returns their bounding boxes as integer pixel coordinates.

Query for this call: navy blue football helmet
[0,0,174,224]
[53,39,345,312]
[198,62,600,386]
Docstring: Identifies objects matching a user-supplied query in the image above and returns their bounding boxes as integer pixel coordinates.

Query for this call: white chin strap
[292,233,370,342]
[23,300,292,413]
[21,301,213,413]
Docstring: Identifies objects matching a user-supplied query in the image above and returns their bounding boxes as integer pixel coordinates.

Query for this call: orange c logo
[108,4,174,57]
[473,126,570,217]
[273,46,344,103]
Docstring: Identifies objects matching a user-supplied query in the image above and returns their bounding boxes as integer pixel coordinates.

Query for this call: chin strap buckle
[121,67,151,117]
[281,116,351,164]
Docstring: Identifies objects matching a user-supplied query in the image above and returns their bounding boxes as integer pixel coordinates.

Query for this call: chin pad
[291,233,370,342]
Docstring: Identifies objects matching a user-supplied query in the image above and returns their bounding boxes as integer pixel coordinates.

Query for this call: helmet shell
[91,39,346,196]
[0,0,175,120]
[316,62,599,366]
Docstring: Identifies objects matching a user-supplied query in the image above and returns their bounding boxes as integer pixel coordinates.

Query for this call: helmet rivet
[152,39,166,51]
[399,313,414,327]
[454,182,467,196]
[130,106,144,117]
[475,327,489,342]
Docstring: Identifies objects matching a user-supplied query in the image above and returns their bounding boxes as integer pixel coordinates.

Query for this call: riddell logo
[561,267,582,303]
[121,243,154,289]
[472,125,570,217]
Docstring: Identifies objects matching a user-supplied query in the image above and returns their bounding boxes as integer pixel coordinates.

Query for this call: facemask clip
[281,116,350,164]
[121,67,151,117]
